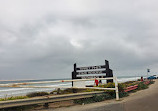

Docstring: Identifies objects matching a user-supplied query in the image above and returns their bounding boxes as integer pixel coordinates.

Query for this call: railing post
[114,77,119,100]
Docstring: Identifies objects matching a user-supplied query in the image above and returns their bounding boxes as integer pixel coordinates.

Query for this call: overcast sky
[0,0,158,80]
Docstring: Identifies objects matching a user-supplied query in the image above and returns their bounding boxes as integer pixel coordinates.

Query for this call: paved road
[40,80,158,111]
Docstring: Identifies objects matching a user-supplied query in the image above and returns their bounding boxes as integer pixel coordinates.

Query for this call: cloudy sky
[0,0,158,80]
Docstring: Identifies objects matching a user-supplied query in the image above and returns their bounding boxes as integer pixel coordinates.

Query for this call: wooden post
[114,77,119,100]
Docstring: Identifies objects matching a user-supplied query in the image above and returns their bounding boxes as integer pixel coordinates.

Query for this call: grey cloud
[0,0,158,79]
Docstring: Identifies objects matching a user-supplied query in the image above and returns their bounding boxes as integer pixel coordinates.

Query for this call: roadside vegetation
[0,80,155,111]
[74,80,155,104]
[26,91,49,97]
[0,80,154,101]
[0,96,28,101]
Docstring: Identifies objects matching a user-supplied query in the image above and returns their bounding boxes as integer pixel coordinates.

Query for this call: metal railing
[0,91,105,109]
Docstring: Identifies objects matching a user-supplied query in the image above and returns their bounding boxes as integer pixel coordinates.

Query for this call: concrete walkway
[40,80,158,111]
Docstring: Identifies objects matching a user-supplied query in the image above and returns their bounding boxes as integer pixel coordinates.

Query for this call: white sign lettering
[77,65,104,70]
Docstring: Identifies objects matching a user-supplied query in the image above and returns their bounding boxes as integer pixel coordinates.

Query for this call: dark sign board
[72,60,113,86]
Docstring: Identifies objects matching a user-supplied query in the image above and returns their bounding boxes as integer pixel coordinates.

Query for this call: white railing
[0,77,119,100]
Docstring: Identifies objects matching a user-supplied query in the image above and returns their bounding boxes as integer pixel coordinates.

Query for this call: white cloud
[70,39,83,48]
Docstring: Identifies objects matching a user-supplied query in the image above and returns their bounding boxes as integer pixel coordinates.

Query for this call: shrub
[110,91,129,98]
[61,88,73,94]
[119,92,129,98]
[26,92,49,97]
[100,82,125,92]
[74,97,94,104]
[118,83,126,92]
[137,79,141,81]
[98,82,128,98]
[104,82,115,88]
[149,81,155,84]
[102,93,113,99]
[50,88,63,94]
[50,88,88,94]
[92,94,105,102]
[74,93,113,104]
[85,88,104,92]
[138,82,148,90]
[93,93,113,101]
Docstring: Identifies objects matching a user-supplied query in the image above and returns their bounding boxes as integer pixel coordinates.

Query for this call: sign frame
[72,60,113,87]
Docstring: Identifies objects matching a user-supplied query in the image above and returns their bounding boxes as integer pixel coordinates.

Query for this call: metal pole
[147,69,150,79]
[114,77,119,100]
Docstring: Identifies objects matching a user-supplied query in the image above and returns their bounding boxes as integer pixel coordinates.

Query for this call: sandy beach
[38,79,158,111]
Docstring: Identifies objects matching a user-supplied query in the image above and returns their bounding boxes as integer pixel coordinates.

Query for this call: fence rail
[0,77,115,87]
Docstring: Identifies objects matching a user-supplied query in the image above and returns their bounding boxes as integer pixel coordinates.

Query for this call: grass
[0,95,28,101]
[0,91,49,101]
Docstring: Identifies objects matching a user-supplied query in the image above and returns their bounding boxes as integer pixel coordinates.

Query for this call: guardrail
[0,91,104,109]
